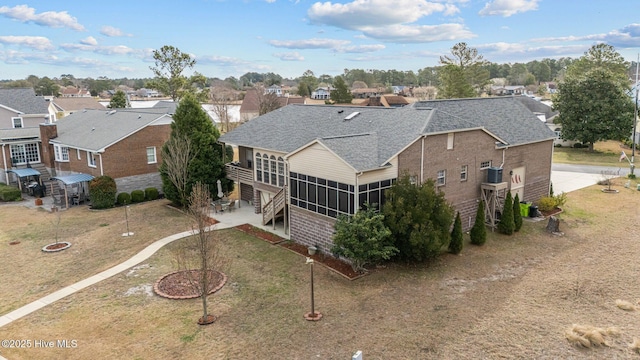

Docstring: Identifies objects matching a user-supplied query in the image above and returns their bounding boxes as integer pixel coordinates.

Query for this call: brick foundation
[289,206,336,254]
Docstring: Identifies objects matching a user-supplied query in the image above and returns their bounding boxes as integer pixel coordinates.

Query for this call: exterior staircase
[262,186,287,225]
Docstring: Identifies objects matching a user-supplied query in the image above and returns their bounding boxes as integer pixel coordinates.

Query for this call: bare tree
[254,86,283,115]
[210,91,233,133]
[160,133,192,207]
[173,182,228,324]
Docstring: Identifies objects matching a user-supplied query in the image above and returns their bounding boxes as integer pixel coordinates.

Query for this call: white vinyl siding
[288,143,354,184]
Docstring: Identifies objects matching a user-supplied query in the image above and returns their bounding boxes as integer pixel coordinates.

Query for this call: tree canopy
[329,76,353,104]
[108,90,128,108]
[438,42,489,98]
[566,44,629,85]
[147,45,207,102]
[554,69,635,150]
[160,93,232,206]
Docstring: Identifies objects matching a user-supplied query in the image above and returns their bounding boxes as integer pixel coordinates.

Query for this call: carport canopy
[7,168,41,177]
[51,173,94,185]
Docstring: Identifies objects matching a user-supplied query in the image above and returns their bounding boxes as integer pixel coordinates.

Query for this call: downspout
[98,153,104,176]
[2,144,8,183]
[500,147,506,169]
[356,171,363,213]
[420,136,425,183]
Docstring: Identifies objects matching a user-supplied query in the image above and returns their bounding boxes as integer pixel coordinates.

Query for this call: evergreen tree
[498,192,515,235]
[329,76,353,104]
[108,90,128,108]
[437,64,476,99]
[383,176,454,262]
[449,212,463,255]
[470,200,487,245]
[160,93,232,207]
[513,193,523,232]
[332,203,397,273]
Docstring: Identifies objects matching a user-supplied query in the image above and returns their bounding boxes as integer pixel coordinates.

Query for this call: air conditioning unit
[487,167,503,183]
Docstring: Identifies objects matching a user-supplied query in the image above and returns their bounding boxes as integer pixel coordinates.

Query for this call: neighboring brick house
[220,97,556,253]
[0,88,57,184]
[52,97,106,118]
[39,107,173,194]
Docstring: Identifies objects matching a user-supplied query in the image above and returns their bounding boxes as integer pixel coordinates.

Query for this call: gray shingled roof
[0,88,50,114]
[51,108,172,152]
[52,97,105,112]
[220,97,556,172]
[0,127,40,141]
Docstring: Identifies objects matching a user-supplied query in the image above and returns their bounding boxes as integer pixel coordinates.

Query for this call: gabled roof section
[51,108,172,152]
[52,97,106,112]
[513,95,559,123]
[0,127,40,141]
[0,88,50,115]
[413,97,556,146]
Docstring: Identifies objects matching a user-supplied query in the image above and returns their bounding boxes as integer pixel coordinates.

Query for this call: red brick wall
[397,130,553,231]
[101,125,171,178]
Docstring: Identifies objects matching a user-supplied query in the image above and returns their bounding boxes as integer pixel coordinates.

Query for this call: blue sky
[0,0,639,81]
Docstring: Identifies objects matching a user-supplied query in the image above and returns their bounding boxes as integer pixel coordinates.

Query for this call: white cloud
[0,49,59,64]
[0,36,54,50]
[273,52,305,61]
[269,38,351,49]
[477,42,590,61]
[532,23,640,48]
[335,44,385,53]
[360,23,475,43]
[100,25,131,37]
[197,55,251,66]
[308,0,453,29]
[80,36,98,46]
[478,0,539,17]
[61,43,138,56]
[265,0,276,3]
[0,5,84,31]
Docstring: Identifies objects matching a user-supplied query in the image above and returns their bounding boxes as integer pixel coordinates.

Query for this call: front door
[510,166,526,200]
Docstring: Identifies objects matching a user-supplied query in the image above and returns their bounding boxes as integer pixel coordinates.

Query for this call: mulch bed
[234,224,363,280]
[154,270,227,299]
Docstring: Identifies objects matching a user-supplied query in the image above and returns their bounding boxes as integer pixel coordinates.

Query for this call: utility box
[487,167,503,183]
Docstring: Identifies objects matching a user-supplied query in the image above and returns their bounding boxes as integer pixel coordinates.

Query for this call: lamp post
[632,55,639,176]
[122,205,134,237]
[303,257,322,321]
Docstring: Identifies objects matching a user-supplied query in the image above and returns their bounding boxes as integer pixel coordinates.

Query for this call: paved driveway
[551,164,631,193]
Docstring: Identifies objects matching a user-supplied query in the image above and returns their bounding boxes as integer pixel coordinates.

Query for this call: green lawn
[552,140,628,167]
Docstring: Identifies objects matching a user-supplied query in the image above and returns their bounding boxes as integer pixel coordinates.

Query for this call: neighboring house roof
[513,95,559,123]
[0,88,50,114]
[0,127,40,141]
[361,96,409,107]
[50,108,172,152]
[220,97,556,172]
[240,89,259,114]
[52,97,106,112]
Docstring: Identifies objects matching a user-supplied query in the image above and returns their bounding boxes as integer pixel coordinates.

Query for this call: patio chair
[214,203,223,214]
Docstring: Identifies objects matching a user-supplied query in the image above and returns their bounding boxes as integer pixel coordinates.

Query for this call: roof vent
[107,110,116,115]
[344,111,360,121]
[338,109,344,114]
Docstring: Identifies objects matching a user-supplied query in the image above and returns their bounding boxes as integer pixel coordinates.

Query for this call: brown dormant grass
[1,184,640,359]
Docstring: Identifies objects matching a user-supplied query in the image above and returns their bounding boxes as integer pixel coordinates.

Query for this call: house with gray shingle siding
[220,97,556,253]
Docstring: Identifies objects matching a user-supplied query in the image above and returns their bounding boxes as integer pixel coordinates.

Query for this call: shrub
[89,176,117,209]
[0,185,21,201]
[130,190,145,203]
[332,203,397,273]
[116,192,131,205]
[470,200,487,246]
[629,174,637,179]
[145,187,159,201]
[383,176,454,262]
[448,212,463,255]
[554,192,567,208]
[537,196,556,212]
[513,193,523,232]
[498,192,515,235]
[554,143,563,147]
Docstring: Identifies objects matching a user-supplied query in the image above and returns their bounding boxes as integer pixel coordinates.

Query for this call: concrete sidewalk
[550,171,604,194]
[0,199,286,330]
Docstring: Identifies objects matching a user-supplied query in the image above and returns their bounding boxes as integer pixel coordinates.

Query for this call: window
[277,157,285,186]
[255,153,262,182]
[54,145,69,162]
[447,133,454,150]
[460,165,468,181]
[12,117,23,129]
[289,172,355,218]
[146,147,157,164]
[270,155,277,185]
[263,154,269,184]
[87,151,96,167]
[10,143,40,165]
[409,175,418,185]
[480,160,492,169]
[437,170,446,186]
